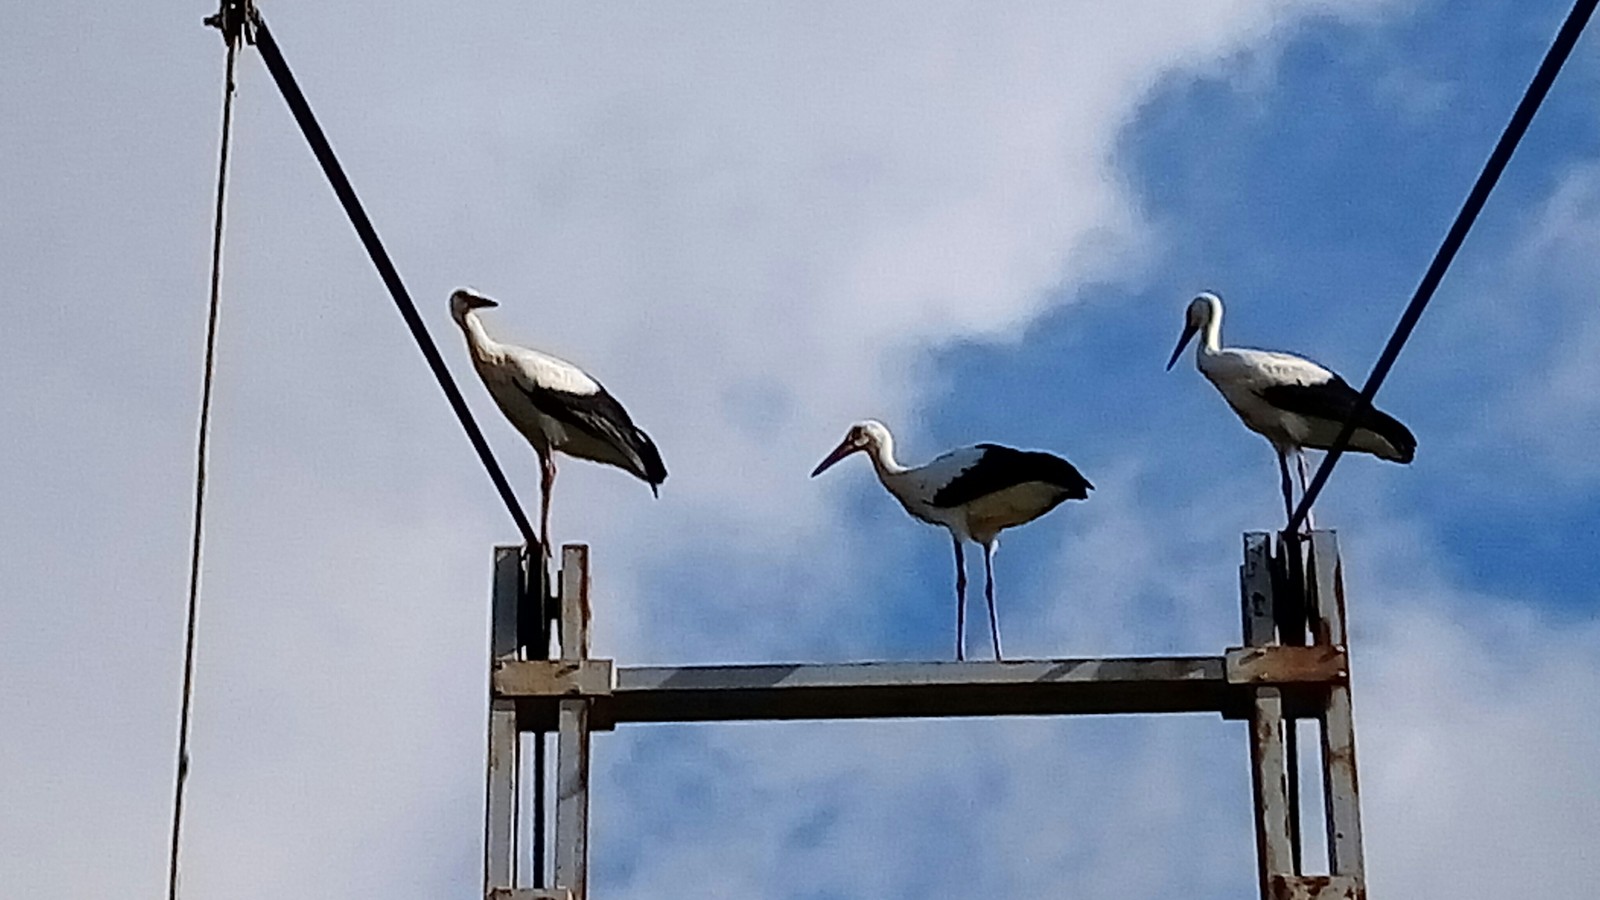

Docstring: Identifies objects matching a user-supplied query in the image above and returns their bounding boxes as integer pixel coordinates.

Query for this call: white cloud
[1488,163,1600,481]
[1347,520,1600,899]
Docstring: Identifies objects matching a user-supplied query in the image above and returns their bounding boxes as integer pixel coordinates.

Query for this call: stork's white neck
[864,432,908,478]
[457,311,501,363]
[1196,304,1224,360]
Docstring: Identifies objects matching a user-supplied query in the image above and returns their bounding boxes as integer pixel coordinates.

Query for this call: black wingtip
[1373,410,1417,464]
[630,427,669,490]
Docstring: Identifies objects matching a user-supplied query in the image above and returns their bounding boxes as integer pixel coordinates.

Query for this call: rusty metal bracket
[1269,874,1361,900]
[494,659,614,699]
[1225,645,1347,685]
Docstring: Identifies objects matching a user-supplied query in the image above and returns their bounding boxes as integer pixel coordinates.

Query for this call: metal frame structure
[483,532,1366,900]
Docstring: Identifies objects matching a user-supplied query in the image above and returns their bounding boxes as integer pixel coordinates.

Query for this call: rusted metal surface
[1243,533,1295,899]
[1269,874,1361,900]
[1311,532,1365,882]
[484,546,523,894]
[488,889,572,900]
[553,545,592,900]
[494,660,614,698]
[1225,645,1347,685]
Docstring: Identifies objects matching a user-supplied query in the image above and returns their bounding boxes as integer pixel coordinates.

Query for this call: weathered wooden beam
[1243,532,1295,899]
[1311,531,1365,884]
[484,546,524,894]
[552,546,592,900]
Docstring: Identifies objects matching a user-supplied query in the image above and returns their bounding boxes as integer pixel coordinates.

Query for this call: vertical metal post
[1242,533,1294,899]
[526,547,551,890]
[1275,533,1309,875]
[485,546,524,894]
[553,545,593,899]
[1310,532,1365,884]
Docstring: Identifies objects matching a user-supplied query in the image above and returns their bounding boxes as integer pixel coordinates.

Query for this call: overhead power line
[248,8,539,547]
[1289,0,1598,532]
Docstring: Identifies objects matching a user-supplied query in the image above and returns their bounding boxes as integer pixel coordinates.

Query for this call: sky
[3,1,1600,898]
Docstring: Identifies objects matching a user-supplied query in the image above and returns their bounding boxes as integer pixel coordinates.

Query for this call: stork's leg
[983,541,1003,662]
[1276,448,1295,525]
[952,536,967,662]
[1295,450,1316,531]
[539,454,557,560]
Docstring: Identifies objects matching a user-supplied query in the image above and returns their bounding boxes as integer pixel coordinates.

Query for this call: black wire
[1288,0,1598,532]
[248,10,538,546]
[170,7,248,898]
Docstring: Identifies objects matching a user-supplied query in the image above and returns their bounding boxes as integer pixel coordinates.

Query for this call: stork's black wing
[930,444,1092,509]
[1258,378,1416,463]
[516,380,668,488]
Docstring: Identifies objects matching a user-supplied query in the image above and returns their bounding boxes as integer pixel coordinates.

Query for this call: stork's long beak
[810,439,859,478]
[1166,323,1198,371]
[472,296,499,310]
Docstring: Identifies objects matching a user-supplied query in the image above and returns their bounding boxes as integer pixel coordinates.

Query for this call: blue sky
[925,0,1600,614]
[4,1,1600,898]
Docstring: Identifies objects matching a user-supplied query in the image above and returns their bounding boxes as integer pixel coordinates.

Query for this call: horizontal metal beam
[496,654,1340,729]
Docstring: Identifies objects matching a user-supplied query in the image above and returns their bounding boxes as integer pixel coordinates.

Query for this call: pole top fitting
[203,0,257,46]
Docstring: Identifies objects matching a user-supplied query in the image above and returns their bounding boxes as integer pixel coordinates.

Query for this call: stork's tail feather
[634,428,668,494]
[1044,456,1093,500]
[1374,411,1416,464]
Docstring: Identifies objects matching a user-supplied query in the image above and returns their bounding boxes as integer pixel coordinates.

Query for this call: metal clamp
[1225,645,1347,685]
[493,659,614,699]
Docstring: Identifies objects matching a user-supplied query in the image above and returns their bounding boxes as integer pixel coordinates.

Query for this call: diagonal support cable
[1288,0,1598,532]
[246,8,537,546]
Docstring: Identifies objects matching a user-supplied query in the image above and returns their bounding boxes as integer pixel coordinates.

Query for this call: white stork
[450,288,666,553]
[1166,291,1415,527]
[811,420,1092,661]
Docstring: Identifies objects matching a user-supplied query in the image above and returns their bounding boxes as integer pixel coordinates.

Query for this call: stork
[450,288,666,554]
[1166,291,1415,527]
[811,420,1092,661]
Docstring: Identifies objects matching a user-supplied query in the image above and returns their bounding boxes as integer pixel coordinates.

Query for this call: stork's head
[811,420,891,477]
[1166,291,1223,370]
[450,288,498,324]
